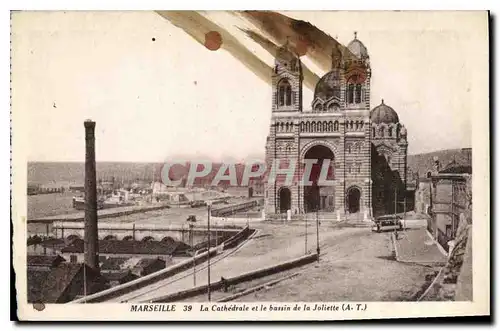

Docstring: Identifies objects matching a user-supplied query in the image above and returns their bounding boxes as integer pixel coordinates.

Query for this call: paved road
[110,222,363,302]
[109,220,433,302]
[234,226,434,301]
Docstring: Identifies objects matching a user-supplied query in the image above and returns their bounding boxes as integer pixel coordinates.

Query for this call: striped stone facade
[264,37,409,220]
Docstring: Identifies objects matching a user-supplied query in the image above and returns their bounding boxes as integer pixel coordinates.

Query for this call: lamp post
[187,215,197,286]
[427,171,434,238]
[304,212,308,254]
[207,201,212,301]
[316,207,320,261]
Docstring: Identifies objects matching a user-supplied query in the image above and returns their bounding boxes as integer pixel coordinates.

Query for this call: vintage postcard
[11,10,489,321]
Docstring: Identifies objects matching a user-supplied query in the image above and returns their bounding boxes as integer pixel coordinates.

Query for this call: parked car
[372,215,403,233]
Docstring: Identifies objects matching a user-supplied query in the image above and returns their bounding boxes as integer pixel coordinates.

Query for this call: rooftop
[27,254,66,268]
[134,257,166,269]
[61,239,190,256]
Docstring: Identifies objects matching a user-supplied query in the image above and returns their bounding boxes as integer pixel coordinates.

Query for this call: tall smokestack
[84,119,99,271]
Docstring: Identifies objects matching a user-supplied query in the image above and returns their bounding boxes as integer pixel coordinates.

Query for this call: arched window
[328,121,333,132]
[323,121,328,131]
[388,127,393,137]
[314,103,322,111]
[372,127,376,137]
[355,84,362,103]
[347,84,354,104]
[278,79,292,106]
[312,122,316,132]
[334,121,339,131]
[380,127,385,137]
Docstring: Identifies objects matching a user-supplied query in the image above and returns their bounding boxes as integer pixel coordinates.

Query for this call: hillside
[407,148,472,177]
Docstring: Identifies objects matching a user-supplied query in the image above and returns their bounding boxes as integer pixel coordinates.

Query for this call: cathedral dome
[347,33,368,59]
[370,100,399,124]
[313,70,341,101]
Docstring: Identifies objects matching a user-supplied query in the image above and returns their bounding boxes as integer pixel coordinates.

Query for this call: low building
[27,238,67,256]
[100,257,129,271]
[27,255,66,269]
[27,263,109,303]
[101,270,139,287]
[427,156,472,252]
[59,239,191,263]
[132,258,166,277]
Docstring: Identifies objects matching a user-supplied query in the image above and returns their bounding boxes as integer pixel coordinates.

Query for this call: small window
[355,84,362,103]
[285,85,292,106]
[347,84,354,104]
[279,86,285,106]
[70,255,77,263]
[278,79,292,107]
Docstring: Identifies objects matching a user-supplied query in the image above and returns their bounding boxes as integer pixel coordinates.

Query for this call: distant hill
[27,161,252,187]
[27,162,164,186]
[28,147,472,186]
[407,148,472,177]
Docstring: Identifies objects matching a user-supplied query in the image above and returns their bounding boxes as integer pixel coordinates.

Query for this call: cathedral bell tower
[272,41,303,112]
[265,41,303,217]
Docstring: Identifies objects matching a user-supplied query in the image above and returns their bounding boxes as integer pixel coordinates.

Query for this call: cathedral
[264,33,410,220]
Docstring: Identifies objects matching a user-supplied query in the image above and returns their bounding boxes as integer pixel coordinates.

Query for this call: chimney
[432,156,441,173]
[84,120,99,271]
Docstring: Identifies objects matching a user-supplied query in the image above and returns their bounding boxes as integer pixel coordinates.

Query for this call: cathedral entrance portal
[346,187,361,214]
[303,145,335,213]
[279,187,291,213]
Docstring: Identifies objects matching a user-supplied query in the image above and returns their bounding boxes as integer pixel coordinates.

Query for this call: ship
[72,190,134,210]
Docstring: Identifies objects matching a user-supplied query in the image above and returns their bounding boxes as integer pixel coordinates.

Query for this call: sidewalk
[393,228,447,265]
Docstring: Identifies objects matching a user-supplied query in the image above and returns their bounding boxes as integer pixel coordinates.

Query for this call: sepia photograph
[11,10,489,321]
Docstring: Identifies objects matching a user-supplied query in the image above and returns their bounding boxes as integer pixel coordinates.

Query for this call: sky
[11,11,487,162]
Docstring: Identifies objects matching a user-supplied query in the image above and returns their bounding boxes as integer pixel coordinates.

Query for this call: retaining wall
[149,253,318,303]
